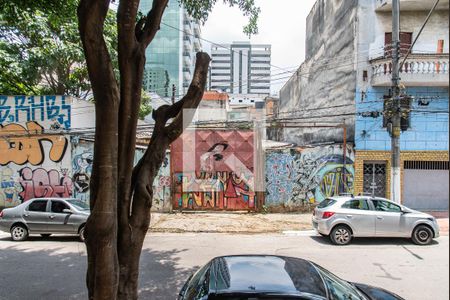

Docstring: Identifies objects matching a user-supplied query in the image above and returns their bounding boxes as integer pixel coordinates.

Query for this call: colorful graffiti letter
[19,167,73,201]
[0,121,68,166]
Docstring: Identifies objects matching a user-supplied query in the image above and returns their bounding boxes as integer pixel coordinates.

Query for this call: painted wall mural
[71,139,94,202]
[171,130,255,211]
[265,145,354,207]
[152,154,171,212]
[0,96,72,208]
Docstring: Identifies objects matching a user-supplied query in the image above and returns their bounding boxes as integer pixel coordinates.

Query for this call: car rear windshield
[317,199,336,209]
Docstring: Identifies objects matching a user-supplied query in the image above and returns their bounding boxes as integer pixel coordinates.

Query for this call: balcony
[375,0,450,11]
[371,54,449,87]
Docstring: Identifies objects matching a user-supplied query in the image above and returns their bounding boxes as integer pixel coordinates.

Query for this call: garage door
[403,161,449,211]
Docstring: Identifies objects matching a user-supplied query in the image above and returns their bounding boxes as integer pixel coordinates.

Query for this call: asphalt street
[0,231,448,300]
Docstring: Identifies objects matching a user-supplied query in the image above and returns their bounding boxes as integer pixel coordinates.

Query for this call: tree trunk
[78,0,210,298]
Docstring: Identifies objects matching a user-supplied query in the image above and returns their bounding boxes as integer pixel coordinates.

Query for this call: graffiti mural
[72,144,93,202]
[0,167,22,207]
[0,95,71,129]
[152,154,171,212]
[0,96,72,208]
[174,171,255,210]
[0,122,68,166]
[19,167,72,200]
[171,130,255,210]
[265,145,354,207]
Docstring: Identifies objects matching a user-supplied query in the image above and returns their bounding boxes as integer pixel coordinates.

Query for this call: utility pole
[171,84,176,104]
[390,0,401,203]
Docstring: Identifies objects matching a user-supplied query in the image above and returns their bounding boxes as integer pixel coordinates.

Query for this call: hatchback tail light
[322,211,335,219]
[0,211,3,218]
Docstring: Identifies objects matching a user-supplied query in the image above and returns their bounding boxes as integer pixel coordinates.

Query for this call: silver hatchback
[0,198,89,242]
[312,196,440,245]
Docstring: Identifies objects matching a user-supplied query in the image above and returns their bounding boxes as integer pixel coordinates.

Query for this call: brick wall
[354,150,449,202]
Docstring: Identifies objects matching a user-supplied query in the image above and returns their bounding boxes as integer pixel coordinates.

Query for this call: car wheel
[11,225,29,241]
[330,225,352,245]
[40,234,52,238]
[412,225,433,245]
[79,226,86,243]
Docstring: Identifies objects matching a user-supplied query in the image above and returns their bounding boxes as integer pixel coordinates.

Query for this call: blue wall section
[355,87,449,151]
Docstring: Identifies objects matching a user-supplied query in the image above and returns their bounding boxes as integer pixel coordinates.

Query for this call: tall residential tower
[209,41,271,95]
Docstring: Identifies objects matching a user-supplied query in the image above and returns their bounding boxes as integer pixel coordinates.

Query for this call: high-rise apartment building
[209,41,271,95]
[139,0,202,98]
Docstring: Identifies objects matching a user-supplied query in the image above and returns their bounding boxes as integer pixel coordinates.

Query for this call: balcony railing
[371,54,449,87]
[376,0,450,11]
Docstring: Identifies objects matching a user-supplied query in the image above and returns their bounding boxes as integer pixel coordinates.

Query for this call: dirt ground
[149,212,449,235]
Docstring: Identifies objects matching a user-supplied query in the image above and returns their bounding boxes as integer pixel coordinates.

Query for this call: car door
[371,199,406,237]
[340,199,376,237]
[48,200,74,233]
[23,199,50,232]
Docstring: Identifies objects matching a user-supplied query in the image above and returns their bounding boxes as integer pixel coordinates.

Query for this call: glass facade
[140,0,181,97]
[139,0,202,98]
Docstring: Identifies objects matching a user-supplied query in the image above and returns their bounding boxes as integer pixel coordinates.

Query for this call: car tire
[412,225,433,245]
[10,225,29,241]
[79,226,86,243]
[330,225,352,245]
[40,234,52,238]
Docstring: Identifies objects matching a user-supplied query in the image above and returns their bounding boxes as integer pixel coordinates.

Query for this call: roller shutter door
[403,161,449,211]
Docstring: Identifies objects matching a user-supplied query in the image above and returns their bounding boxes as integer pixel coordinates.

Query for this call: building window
[384,32,412,57]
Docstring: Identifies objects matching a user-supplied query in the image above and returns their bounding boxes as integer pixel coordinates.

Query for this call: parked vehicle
[178,255,404,300]
[312,196,440,245]
[0,198,89,242]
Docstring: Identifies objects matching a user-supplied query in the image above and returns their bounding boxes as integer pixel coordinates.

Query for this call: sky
[201,0,317,96]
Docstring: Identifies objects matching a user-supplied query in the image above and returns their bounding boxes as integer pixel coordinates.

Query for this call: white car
[312,196,440,245]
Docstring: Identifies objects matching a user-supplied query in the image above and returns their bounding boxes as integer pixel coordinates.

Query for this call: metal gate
[363,162,387,197]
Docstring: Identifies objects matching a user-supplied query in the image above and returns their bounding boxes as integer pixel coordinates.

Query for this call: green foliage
[0,0,117,97]
[139,90,153,120]
[180,0,260,36]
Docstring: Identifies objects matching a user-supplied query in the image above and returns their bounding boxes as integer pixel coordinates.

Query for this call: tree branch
[139,0,169,47]
[129,52,210,219]
[78,0,118,107]
[163,52,211,142]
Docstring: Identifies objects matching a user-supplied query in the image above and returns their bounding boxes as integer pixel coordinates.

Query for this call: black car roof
[210,255,327,298]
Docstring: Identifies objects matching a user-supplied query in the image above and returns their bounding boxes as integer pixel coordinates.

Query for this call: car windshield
[66,199,90,210]
[312,264,367,300]
[317,199,336,209]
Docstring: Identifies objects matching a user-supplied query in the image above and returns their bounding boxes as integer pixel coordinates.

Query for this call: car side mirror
[63,209,72,214]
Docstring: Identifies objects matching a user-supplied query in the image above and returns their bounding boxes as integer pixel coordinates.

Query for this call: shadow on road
[139,248,199,299]
[309,235,440,246]
[0,241,197,300]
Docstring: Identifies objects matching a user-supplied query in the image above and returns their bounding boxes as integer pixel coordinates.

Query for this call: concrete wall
[0,96,72,208]
[265,144,355,210]
[278,0,358,146]
[356,87,449,151]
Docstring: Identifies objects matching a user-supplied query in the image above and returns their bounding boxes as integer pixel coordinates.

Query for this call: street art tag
[0,122,68,166]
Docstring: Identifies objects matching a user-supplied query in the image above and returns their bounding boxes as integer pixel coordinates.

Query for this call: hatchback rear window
[317,199,336,209]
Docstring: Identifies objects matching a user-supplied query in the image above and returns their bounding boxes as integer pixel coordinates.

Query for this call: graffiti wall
[0,96,72,208]
[265,145,355,208]
[171,130,255,211]
[152,153,171,212]
[71,139,171,211]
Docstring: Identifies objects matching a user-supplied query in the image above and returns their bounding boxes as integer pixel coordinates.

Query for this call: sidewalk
[149,212,449,236]
[149,212,312,233]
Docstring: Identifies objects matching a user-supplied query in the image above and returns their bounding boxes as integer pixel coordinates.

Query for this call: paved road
[0,232,448,300]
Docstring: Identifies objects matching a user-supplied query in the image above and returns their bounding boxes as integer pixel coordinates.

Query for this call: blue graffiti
[0,96,71,129]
